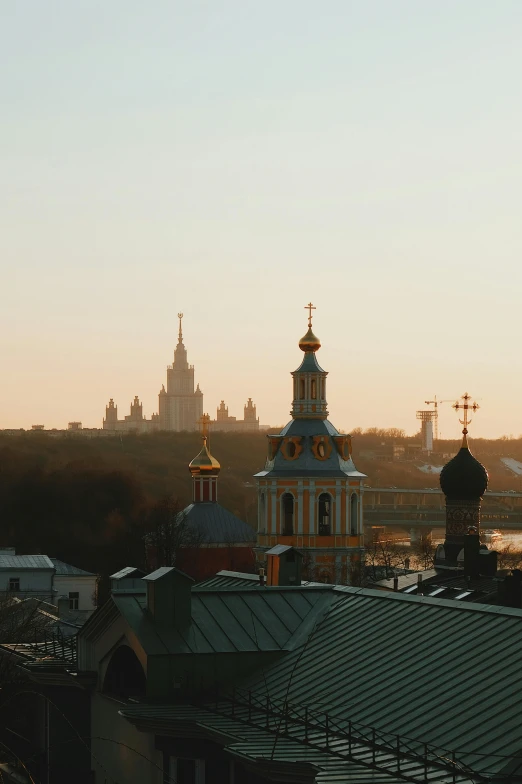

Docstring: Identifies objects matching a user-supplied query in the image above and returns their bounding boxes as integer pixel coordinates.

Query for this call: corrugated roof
[238,587,522,776]
[50,558,96,577]
[373,569,439,590]
[0,554,54,570]
[120,704,405,784]
[196,571,331,590]
[112,586,335,656]
[181,503,256,544]
[110,566,145,580]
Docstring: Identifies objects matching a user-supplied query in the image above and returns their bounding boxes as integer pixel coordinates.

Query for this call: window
[169,757,205,784]
[69,591,79,610]
[350,493,358,536]
[318,493,331,535]
[300,379,305,399]
[311,378,317,399]
[282,493,294,535]
[9,578,20,592]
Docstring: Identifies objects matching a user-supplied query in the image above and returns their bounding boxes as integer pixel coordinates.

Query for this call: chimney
[142,567,194,628]
[57,595,70,618]
[463,534,481,578]
[266,545,302,586]
[259,568,265,587]
[393,576,398,592]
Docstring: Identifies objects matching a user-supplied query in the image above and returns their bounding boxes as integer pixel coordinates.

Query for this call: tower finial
[305,302,316,328]
[452,392,480,447]
[198,413,211,444]
[177,312,184,343]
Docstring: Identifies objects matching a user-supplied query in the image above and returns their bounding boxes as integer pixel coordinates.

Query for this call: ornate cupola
[291,303,328,420]
[189,417,220,503]
[438,394,488,566]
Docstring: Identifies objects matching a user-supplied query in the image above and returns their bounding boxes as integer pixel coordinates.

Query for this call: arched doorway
[103,645,146,699]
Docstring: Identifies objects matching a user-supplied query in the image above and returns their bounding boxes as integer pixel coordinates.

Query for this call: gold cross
[305,302,316,327]
[453,392,479,434]
[198,413,211,440]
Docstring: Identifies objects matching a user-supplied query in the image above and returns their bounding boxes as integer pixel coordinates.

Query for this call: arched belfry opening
[318,493,332,535]
[103,645,146,699]
[281,493,294,535]
[350,493,359,536]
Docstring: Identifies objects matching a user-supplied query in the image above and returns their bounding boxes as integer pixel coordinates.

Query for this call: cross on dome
[305,302,316,328]
[453,392,480,446]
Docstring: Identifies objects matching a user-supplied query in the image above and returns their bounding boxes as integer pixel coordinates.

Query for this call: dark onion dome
[439,433,488,499]
[299,326,321,353]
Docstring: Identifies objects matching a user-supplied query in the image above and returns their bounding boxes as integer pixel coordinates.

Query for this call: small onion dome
[299,326,321,353]
[439,433,488,500]
[188,437,221,475]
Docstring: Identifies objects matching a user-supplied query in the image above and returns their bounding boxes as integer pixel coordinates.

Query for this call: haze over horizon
[3,1,522,439]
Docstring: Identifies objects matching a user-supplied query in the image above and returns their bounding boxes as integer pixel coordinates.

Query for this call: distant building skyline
[102,314,261,434]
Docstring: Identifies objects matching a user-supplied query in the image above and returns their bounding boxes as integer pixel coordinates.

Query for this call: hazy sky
[3,1,522,438]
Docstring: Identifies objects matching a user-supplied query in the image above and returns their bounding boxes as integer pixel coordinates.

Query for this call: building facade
[103,314,203,433]
[255,310,366,584]
[210,398,260,432]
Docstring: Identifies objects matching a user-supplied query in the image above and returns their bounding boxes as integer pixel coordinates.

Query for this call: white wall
[91,694,162,784]
[0,568,53,599]
[54,575,97,614]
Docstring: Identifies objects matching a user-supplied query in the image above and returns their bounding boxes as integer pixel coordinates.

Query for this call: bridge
[363,487,522,533]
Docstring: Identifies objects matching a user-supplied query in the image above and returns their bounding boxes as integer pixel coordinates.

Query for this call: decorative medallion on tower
[437,393,488,566]
[255,305,367,585]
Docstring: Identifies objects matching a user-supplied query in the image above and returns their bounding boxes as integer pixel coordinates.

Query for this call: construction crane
[424,396,455,441]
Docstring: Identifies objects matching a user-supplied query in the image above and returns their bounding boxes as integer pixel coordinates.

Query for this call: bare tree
[411,534,436,571]
[0,595,54,686]
[495,544,522,571]
[365,536,410,582]
[145,495,204,569]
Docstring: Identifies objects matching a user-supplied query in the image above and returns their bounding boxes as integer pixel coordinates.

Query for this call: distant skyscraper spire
[178,312,184,344]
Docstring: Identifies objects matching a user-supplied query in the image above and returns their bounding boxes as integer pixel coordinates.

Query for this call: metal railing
[201,687,487,784]
[29,628,77,665]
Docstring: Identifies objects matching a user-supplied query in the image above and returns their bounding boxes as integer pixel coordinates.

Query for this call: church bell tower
[255,305,366,584]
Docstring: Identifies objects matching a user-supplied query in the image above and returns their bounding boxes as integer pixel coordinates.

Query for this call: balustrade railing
[200,687,493,784]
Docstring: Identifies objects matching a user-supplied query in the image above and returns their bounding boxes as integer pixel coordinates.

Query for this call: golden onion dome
[188,437,221,475]
[299,326,321,353]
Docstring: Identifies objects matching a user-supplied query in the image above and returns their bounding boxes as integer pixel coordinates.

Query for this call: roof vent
[142,567,194,628]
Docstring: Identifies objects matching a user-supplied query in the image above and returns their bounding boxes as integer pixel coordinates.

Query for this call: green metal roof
[240,587,522,777]
[110,584,522,781]
[120,703,405,784]
[112,586,335,655]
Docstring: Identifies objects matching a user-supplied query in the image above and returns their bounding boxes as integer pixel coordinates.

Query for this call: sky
[2,1,522,439]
